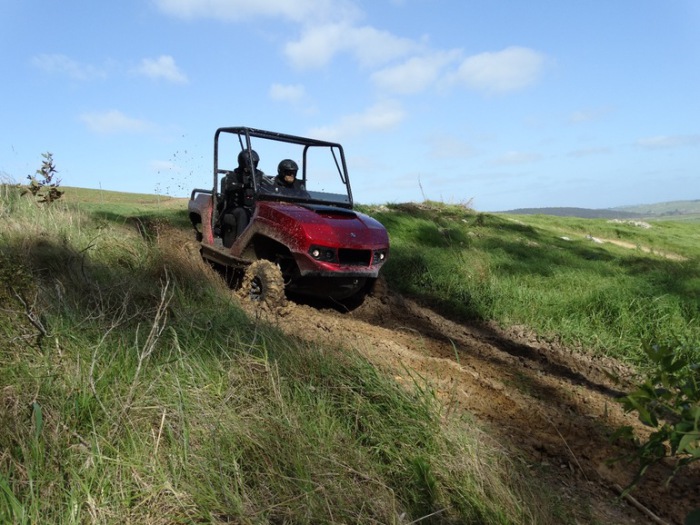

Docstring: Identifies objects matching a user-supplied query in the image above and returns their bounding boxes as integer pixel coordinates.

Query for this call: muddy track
[242,289,699,525]
[168,227,698,524]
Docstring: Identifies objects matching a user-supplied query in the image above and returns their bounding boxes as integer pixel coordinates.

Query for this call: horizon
[30,185,700,215]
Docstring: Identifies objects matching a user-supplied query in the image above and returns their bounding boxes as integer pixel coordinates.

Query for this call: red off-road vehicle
[188,127,389,307]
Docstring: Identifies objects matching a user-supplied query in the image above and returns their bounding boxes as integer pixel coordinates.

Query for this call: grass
[4,186,698,523]
[365,201,700,366]
[60,186,190,228]
[1,186,560,524]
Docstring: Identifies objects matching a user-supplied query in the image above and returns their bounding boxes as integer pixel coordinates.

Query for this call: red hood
[253,201,389,250]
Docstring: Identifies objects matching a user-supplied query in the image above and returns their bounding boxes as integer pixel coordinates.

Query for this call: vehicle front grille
[338,248,372,266]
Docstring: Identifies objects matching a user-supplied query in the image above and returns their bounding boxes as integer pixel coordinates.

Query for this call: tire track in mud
[168,228,696,524]
[244,291,700,525]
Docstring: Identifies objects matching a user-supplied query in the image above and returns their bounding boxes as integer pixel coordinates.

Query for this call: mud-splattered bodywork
[188,127,389,302]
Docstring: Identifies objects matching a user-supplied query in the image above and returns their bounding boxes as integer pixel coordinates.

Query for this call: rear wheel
[239,260,286,308]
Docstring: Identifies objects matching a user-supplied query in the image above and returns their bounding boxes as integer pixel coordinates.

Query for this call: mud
[239,287,699,525]
[170,225,698,525]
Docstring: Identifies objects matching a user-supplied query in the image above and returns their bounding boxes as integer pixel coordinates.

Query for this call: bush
[21,152,64,204]
[615,340,700,484]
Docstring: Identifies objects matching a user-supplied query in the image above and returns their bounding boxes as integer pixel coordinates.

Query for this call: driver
[274,159,306,194]
[219,149,264,245]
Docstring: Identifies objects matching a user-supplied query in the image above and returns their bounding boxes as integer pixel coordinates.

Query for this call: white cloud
[31,54,106,81]
[269,83,305,102]
[371,50,461,94]
[568,147,611,158]
[309,100,405,141]
[79,110,154,134]
[427,134,476,159]
[449,46,546,94]
[153,0,360,23]
[568,107,612,124]
[636,135,700,150]
[346,154,387,172]
[492,150,542,165]
[135,55,188,83]
[285,22,419,69]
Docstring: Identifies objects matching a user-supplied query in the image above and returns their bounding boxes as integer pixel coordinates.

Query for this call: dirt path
[240,289,699,525]
[168,225,697,524]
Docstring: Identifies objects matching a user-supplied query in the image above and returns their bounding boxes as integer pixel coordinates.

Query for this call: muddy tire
[239,260,286,308]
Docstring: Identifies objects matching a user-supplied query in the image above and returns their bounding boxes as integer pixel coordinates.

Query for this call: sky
[1,0,699,211]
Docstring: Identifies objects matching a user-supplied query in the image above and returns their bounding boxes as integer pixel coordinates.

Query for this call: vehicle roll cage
[212,127,354,212]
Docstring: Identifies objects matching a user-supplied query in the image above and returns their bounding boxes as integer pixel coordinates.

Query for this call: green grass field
[362,201,700,366]
[2,186,698,523]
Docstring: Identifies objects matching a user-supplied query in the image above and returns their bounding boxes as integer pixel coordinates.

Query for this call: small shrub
[21,152,64,204]
[614,340,700,484]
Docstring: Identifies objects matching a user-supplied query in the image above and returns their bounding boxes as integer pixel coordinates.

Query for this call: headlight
[373,250,387,263]
[309,245,338,262]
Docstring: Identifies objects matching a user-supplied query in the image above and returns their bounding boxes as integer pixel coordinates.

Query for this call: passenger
[273,159,307,195]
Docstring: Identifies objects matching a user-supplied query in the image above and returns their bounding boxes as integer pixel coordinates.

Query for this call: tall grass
[1,187,561,524]
[372,202,700,365]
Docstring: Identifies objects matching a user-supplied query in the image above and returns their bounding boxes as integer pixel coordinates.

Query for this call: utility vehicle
[188,127,389,307]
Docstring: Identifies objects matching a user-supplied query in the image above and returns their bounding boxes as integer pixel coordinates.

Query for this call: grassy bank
[365,202,700,366]
[0,187,560,524]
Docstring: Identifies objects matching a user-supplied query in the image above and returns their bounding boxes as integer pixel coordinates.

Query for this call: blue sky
[1,0,699,211]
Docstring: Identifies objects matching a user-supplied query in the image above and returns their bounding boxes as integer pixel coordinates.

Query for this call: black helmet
[237,149,259,170]
[276,159,298,187]
[277,159,298,176]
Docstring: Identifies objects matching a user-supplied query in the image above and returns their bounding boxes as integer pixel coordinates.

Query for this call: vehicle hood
[256,201,389,248]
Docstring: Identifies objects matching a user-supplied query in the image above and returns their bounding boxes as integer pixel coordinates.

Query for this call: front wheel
[239,260,286,308]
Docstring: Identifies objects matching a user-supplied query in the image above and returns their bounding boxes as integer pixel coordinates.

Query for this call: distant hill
[498,207,645,219]
[499,200,700,220]
[612,199,700,216]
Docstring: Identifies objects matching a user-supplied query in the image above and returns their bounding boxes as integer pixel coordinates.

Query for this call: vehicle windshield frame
[213,126,354,209]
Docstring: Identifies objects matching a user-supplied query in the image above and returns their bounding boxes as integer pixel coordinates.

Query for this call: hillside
[614,199,700,216]
[2,187,699,524]
[499,198,700,220]
[497,206,645,219]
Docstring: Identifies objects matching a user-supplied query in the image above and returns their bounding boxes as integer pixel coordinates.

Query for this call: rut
[243,290,700,525]
[169,224,698,525]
